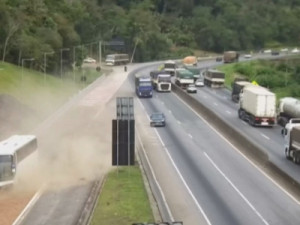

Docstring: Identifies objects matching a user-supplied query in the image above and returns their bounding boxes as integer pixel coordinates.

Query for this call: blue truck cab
[135,75,153,98]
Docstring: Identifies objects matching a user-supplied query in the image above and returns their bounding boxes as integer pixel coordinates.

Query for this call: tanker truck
[277,97,300,127]
[238,85,276,127]
[182,56,198,66]
[284,125,300,164]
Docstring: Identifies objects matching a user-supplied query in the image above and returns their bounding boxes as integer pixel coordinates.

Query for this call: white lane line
[12,190,43,225]
[153,128,212,225]
[242,121,248,126]
[226,110,232,114]
[136,130,174,221]
[188,134,193,139]
[260,133,270,140]
[204,152,269,225]
[174,94,300,205]
[213,102,218,106]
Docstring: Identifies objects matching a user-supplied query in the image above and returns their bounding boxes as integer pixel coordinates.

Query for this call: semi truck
[203,69,225,88]
[223,51,239,63]
[184,65,201,81]
[183,56,198,66]
[135,75,153,98]
[163,60,176,76]
[175,68,194,89]
[284,125,300,164]
[150,70,171,92]
[231,80,252,102]
[238,85,276,126]
[277,97,300,127]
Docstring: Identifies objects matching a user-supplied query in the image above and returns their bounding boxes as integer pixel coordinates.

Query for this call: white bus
[0,135,37,187]
[105,54,129,66]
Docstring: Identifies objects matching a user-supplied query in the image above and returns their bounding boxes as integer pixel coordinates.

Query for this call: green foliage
[1,0,300,69]
[218,58,300,98]
[90,167,154,225]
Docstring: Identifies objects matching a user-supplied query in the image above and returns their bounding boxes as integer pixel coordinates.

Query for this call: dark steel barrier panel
[172,83,300,198]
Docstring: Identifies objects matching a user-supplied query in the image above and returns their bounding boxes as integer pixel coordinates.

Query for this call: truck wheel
[238,109,242,119]
[292,152,299,164]
[285,148,291,160]
[249,116,255,126]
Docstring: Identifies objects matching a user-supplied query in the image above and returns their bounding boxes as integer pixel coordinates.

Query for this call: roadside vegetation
[0,61,102,114]
[218,57,300,100]
[90,166,155,225]
[1,0,300,73]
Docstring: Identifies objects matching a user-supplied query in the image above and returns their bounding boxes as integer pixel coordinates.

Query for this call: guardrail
[171,83,300,198]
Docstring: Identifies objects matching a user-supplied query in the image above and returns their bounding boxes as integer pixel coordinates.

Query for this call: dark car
[150,112,166,127]
[271,51,280,55]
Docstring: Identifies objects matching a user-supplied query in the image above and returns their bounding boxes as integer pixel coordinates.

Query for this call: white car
[291,48,299,54]
[186,84,197,93]
[83,57,96,63]
[281,48,288,52]
[195,79,204,87]
[244,54,252,59]
[263,49,271,53]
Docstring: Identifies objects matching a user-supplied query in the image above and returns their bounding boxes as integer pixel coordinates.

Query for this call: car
[186,84,197,93]
[195,78,204,87]
[291,48,299,54]
[263,49,271,53]
[83,57,96,63]
[216,56,223,62]
[281,48,288,52]
[150,112,166,127]
[244,54,252,59]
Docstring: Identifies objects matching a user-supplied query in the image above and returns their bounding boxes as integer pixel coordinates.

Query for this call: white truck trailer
[238,86,276,126]
[284,126,300,164]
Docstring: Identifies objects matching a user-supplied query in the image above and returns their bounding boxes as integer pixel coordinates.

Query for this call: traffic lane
[192,86,300,182]
[135,99,207,225]
[141,96,266,225]
[197,85,284,146]
[195,86,284,147]
[19,182,93,225]
[147,91,300,225]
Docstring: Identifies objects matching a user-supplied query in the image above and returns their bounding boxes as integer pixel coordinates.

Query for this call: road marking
[188,134,193,139]
[174,94,300,205]
[12,189,43,225]
[242,121,248,126]
[154,128,212,225]
[260,133,270,140]
[226,110,231,114]
[177,120,181,125]
[204,152,269,225]
[136,130,174,221]
[213,102,218,106]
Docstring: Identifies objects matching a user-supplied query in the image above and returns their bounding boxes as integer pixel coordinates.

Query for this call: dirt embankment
[0,94,41,139]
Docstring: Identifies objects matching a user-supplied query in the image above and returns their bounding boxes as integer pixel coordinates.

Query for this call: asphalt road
[133,62,300,225]
[192,55,300,184]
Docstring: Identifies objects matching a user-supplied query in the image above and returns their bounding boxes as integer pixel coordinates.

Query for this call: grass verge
[90,166,155,225]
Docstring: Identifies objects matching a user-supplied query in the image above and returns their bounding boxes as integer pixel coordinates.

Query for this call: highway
[133,62,300,224]
[191,56,300,184]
